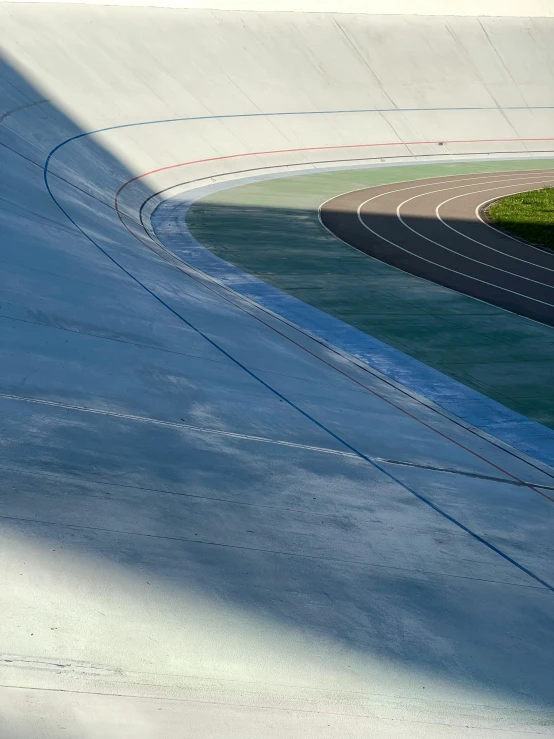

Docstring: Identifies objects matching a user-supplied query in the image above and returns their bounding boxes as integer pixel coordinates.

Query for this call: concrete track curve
[320,170,554,325]
[2,4,554,737]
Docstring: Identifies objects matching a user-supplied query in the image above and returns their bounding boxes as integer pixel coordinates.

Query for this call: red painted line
[113,138,554,503]
[115,136,554,205]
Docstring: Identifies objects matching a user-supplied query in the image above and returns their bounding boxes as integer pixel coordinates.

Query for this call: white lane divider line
[318,170,552,254]
[324,169,552,215]
[475,193,554,254]
[395,177,554,297]
[0,391,359,459]
[435,180,554,271]
[396,176,554,286]
[355,177,554,309]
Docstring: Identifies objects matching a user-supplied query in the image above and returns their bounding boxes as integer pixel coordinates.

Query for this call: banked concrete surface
[3,0,554,15]
[1,5,554,737]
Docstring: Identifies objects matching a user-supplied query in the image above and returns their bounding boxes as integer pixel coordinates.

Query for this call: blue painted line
[43,103,554,182]
[43,110,554,593]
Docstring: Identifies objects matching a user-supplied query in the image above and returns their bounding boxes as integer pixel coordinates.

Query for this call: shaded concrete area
[2,5,554,737]
[185,165,554,430]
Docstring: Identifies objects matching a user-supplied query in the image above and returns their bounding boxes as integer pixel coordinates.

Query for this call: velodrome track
[320,170,554,325]
[1,3,554,737]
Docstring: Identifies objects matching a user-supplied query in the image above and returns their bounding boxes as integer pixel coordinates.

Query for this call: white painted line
[435,182,554,271]
[0,392,359,459]
[317,170,552,263]
[475,194,554,254]
[317,169,554,328]
[319,170,553,259]
[327,169,552,213]
[394,176,554,290]
[354,180,554,309]
[318,168,554,222]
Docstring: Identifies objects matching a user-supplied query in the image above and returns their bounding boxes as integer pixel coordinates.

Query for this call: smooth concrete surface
[1,5,554,737]
[2,0,554,17]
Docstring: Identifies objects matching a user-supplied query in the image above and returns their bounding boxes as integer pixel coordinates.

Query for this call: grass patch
[488,187,554,250]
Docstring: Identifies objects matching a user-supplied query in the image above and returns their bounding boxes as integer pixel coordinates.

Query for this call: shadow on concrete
[1,55,554,736]
[185,196,554,326]
[182,196,554,429]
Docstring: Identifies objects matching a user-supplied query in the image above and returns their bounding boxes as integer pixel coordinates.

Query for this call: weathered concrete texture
[1,5,554,737]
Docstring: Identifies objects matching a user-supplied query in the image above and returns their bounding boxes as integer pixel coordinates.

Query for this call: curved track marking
[136,155,552,238]
[352,182,554,309]
[317,170,554,321]
[110,157,554,503]
[42,126,554,590]
[475,194,554,252]
[113,138,554,218]
[318,170,554,295]
[409,174,554,269]
[327,169,553,212]
[394,176,554,295]
[436,185,554,270]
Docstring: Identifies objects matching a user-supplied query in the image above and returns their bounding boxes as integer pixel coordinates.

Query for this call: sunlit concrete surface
[1,4,554,737]
[4,0,554,16]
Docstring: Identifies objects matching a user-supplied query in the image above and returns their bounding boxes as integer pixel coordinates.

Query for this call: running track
[319,169,554,325]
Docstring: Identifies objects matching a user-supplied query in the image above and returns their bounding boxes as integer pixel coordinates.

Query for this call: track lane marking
[354,179,554,309]
[138,156,554,237]
[475,194,554,255]
[0,391,363,459]
[43,130,554,589]
[436,181,554,270]
[395,176,554,290]
[120,165,554,503]
[113,142,554,219]
[320,169,554,218]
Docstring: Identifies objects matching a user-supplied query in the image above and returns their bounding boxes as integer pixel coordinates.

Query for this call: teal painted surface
[187,161,554,430]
